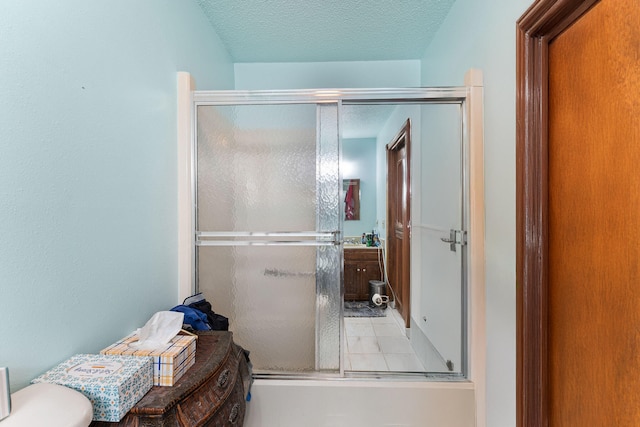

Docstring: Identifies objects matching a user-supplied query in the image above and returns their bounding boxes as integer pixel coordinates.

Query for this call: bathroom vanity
[344,247,384,301]
[90,331,250,427]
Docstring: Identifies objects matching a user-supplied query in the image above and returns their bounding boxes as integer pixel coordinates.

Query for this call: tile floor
[343,307,426,372]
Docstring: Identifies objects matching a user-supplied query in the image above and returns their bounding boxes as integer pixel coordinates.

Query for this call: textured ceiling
[195,0,457,63]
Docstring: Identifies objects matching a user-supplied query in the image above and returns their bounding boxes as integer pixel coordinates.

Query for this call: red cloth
[345,181,355,220]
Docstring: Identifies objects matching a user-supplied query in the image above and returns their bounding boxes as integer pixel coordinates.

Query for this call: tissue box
[100,333,197,386]
[31,354,153,422]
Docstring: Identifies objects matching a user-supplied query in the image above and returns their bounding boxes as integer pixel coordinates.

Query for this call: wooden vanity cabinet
[344,248,384,301]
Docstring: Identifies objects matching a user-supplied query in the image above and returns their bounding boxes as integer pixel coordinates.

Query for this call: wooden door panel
[517,0,640,425]
[344,250,385,301]
[344,259,359,301]
[548,2,640,424]
[387,120,411,328]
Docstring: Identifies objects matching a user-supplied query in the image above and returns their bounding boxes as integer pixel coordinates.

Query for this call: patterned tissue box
[100,333,197,386]
[31,353,153,422]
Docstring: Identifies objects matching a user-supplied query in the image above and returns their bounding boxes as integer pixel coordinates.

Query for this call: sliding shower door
[414,103,466,374]
[194,100,341,374]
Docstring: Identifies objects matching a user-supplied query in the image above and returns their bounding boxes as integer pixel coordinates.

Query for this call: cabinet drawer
[176,354,240,425]
[344,248,381,262]
[201,376,246,426]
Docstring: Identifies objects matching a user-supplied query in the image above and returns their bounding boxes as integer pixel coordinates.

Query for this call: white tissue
[129,311,184,350]
[371,293,389,306]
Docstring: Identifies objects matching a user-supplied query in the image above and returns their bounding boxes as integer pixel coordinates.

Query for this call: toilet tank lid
[2,383,93,427]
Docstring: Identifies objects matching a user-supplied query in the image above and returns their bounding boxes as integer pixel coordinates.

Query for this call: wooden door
[517,0,640,425]
[387,120,411,328]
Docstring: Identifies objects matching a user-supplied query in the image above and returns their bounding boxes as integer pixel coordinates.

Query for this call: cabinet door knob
[357,268,360,272]
[229,403,240,424]
[362,269,366,272]
[217,369,230,388]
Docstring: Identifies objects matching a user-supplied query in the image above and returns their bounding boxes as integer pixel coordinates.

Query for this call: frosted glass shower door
[194,102,340,374]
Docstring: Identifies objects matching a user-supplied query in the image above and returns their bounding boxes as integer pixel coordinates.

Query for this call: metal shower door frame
[190,87,472,378]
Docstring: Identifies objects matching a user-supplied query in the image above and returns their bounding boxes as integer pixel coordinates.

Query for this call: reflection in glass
[343,179,360,220]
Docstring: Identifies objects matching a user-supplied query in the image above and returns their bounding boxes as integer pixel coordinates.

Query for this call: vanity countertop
[344,244,378,250]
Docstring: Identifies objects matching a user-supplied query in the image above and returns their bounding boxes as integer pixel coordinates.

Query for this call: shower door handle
[440,229,467,252]
[440,230,457,252]
[196,230,341,246]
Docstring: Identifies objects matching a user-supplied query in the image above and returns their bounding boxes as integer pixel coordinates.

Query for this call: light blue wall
[420,1,530,426]
[234,60,421,89]
[0,1,234,391]
[342,138,377,237]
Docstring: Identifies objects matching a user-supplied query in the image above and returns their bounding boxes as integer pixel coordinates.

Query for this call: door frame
[516,1,600,425]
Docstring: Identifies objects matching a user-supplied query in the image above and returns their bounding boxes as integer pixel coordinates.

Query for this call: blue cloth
[170,305,211,331]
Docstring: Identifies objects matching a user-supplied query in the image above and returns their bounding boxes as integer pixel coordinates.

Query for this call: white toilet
[0,383,93,427]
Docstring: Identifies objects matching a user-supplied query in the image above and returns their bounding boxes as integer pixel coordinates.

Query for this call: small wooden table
[91,331,251,427]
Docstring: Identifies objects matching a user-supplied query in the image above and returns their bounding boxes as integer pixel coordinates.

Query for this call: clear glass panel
[414,103,464,374]
[195,103,340,373]
[340,102,465,376]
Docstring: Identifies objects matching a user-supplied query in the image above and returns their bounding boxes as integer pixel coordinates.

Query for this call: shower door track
[192,87,468,105]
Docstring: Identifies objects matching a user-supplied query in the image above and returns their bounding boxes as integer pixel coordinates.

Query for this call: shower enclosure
[191,87,478,378]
